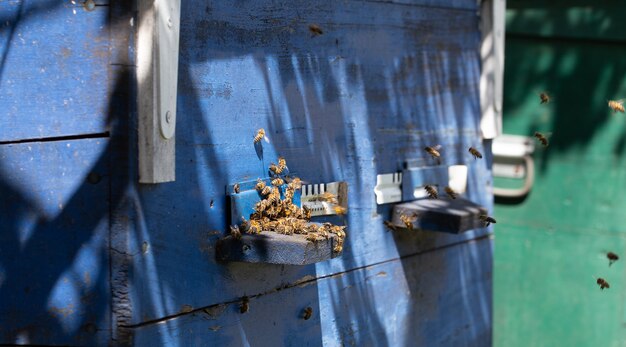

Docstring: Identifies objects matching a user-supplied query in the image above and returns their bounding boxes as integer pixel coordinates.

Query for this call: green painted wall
[494,2,626,346]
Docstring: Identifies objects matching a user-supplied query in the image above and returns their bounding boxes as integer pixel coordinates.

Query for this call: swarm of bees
[231,156,346,254]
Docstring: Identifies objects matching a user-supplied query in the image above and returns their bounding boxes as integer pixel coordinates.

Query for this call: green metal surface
[494,3,626,346]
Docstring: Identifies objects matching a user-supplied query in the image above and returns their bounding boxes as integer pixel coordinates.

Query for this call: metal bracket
[492,134,536,198]
[138,0,181,183]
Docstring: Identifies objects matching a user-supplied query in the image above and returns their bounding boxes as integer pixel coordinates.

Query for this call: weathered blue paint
[0,1,110,142]
[0,0,493,345]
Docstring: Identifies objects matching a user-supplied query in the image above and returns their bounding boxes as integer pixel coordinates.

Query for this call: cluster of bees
[230,129,346,254]
[535,93,623,291]
[386,144,496,231]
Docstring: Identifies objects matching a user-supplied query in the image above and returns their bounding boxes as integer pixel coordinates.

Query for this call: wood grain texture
[0,1,111,142]
[124,0,494,332]
[0,139,111,346]
[132,238,493,346]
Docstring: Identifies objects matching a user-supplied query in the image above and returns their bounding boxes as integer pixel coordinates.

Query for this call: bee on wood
[255,178,266,191]
[269,157,287,175]
[318,192,338,205]
[287,177,303,190]
[539,92,551,104]
[607,252,619,266]
[306,233,324,242]
[333,205,347,215]
[271,177,285,187]
[468,147,483,159]
[303,206,312,221]
[253,128,268,143]
[302,307,313,320]
[424,145,442,164]
[229,225,242,240]
[309,24,323,36]
[534,132,549,147]
[400,213,418,230]
[254,200,270,213]
[479,214,497,227]
[444,186,458,199]
[424,185,438,199]
[596,278,610,290]
[383,220,397,232]
[240,296,249,313]
[248,220,262,234]
[233,183,240,194]
[608,100,625,113]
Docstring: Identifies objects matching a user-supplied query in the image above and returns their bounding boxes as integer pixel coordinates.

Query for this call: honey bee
[596,278,610,290]
[261,186,271,196]
[383,220,397,232]
[240,296,249,313]
[333,205,347,215]
[479,214,497,227]
[230,225,242,240]
[534,132,549,147]
[269,157,287,175]
[309,24,323,36]
[233,183,240,194]
[468,147,483,159]
[608,100,625,113]
[303,307,313,320]
[287,177,303,190]
[318,192,338,205]
[424,145,441,163]
[306,233,324,242]
[255,178,266,191]
[424,185,438,199]
[248,220,262,234]
[539,92,551,104]
[400,213,418,230]
[607,252,619,266]
[253,128,268,143]
[271,177,285,187]
[444,186,458,199]
[303,206,312,220]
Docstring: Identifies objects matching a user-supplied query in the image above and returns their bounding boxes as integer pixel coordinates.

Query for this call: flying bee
[253,128,269,143]
[233,183,240,194]
[607,252,619,266]
[240,296,249,313]
[303,307,313,320]
[309,24,323,36]
[479,214,497,227]
[424,145,442,164]
[271,177,285,187]
[230,225,242,240]
[400,213,418,230]
[424,185,438,199]
[534,131,549,147]
[383,220,398,232]
[596,278,610,290]
[539,91,551,104]
[608,99,625,113]
[444,186,458,199]
[468,147,483,159]
[333,205,347,215]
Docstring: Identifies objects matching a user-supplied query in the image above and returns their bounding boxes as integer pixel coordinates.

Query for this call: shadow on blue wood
[390,198,488,234]
[216,233,340,265]
[0,1,133,344]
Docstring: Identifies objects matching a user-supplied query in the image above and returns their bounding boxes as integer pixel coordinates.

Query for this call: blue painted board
[132,238,493,346]
[0,138,110,346]
[125,0,493,326]
[0,1,110,142]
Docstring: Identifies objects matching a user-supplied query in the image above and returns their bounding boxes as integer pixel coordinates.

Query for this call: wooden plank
[0,2,111,142]
[125,0,493,325]
[0,138,110,346]
[131,238,493,346]
[137,0,181,183]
